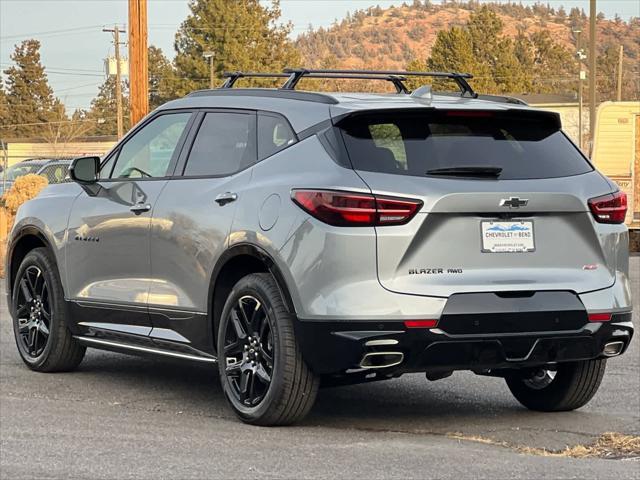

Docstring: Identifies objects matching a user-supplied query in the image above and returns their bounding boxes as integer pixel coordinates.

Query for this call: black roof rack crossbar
[222,70,409,93]
[282,70,409,93]
[281,68,477,97]
[290,72,409,93]
[220,71,290,89]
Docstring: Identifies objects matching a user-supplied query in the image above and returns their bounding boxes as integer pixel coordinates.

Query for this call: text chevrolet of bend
[6,68,634,425]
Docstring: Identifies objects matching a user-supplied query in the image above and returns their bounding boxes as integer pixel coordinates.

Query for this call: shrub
[1,174,49,217]
[0,174,49,278]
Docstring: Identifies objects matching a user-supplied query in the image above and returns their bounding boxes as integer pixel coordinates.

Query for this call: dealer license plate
[481,220,535,253]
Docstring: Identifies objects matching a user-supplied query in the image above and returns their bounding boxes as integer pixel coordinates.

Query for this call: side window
[258,114,296,160]
[111,113,191,179]
[39,164,69,183]
[183,112,256,177]
[99,153,116,179]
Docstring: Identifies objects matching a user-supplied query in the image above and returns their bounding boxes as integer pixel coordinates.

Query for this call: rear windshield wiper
[426,166,503,177]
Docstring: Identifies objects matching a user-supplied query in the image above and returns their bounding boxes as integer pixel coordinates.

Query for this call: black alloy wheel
[223,295,274,407]
[506,359,607,411]
[12,247,85,372]
[218,273,319,425]
[15,265,51,358]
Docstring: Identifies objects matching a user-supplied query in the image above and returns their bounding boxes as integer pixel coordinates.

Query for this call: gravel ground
[1,257,638,479]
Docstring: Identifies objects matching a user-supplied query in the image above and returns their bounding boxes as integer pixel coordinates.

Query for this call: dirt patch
[448,432,640,460]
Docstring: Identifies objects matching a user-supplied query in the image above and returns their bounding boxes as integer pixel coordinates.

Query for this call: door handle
[130,203,152,214]
[215,192,238,206]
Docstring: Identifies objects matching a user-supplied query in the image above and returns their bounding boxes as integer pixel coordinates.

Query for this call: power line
[55,81,104,93]
[0,63,103,73]
[0,25,105,40]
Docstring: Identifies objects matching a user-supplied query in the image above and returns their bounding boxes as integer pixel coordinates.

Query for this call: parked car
[5,69,633,426]
[0,158,72,196]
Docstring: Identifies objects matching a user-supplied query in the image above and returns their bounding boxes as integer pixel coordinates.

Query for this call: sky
[1,0,639,111]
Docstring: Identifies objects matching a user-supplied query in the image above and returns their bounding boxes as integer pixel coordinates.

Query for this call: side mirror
[70,156,100,184]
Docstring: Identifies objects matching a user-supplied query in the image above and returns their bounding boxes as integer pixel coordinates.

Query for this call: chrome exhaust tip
[603,341,624,357]
[359,351,404,369]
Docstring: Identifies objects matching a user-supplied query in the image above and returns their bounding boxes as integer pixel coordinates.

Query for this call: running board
[74,336,218,364]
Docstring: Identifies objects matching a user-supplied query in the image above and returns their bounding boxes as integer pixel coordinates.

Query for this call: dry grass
[448,432,640,460]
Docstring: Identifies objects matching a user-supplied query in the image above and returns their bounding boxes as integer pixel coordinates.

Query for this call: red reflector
[404,319,438,329]
[588,313,612,322]
[291,190,422,227]
[588,191,627,224]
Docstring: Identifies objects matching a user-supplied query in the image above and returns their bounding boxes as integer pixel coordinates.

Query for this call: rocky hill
[296,1,639,71]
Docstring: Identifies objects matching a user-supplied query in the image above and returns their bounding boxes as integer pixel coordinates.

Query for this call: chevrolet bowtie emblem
[500,197,529,208]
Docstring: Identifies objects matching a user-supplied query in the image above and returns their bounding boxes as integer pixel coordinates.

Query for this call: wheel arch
[7,226,57,299]
[208,243,296,352]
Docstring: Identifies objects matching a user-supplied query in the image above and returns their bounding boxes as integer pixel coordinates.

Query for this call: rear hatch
[336,108,617,297]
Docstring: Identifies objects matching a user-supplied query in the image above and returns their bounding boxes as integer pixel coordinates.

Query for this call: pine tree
[493,38,530,93]
[148,45,178,110]
[557,6,567,20]
[172,0,300,96]
[426,9,520,94]
[423,6,573,95]
[596,44,620,101]
[427,27,488,76]
[87,77,130,136]
[0,77,9,135]
[529,30,576,93]
[3,39,58,137]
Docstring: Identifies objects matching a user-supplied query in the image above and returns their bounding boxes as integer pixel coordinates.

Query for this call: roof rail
[281,68,477,98]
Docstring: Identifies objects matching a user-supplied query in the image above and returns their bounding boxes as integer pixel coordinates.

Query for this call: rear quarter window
[339,110,593,180]
[258,114,297,160]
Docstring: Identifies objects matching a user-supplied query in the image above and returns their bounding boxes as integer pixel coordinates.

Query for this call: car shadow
[73,351,607,445]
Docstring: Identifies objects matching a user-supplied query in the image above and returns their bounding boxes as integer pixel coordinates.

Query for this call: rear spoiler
[331,107,562,131]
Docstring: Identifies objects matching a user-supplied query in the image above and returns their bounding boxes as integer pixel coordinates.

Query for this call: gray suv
[5,69,634,425]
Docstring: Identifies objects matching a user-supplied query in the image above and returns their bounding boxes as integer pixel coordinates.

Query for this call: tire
[11,247,85,372]
[217,273,319,426]
[505,359,607,412]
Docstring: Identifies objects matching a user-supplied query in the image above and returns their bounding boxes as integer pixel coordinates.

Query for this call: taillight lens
[588,191,627,224]
[291,190,422,227]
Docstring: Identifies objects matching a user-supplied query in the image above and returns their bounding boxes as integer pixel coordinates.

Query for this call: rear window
[338,110,592,180]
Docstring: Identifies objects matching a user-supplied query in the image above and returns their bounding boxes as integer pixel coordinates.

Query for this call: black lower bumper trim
[438,291,588,335]
[294,314,633,377]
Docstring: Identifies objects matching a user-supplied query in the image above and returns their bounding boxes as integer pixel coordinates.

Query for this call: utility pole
[574,28,586,151]
[203,51,215,89]
[589,0,597,154]
[129,0,148,126]
[103,25,126,139]
[616,45,624,101]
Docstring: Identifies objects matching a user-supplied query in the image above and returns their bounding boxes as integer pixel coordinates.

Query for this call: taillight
[588,191,627,224]
[291,190,422,227]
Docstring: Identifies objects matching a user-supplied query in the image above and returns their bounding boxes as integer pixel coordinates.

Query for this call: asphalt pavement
[1,258,639,479]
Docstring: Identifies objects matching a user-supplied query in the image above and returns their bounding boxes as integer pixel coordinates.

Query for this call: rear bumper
[295,312,633,377]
